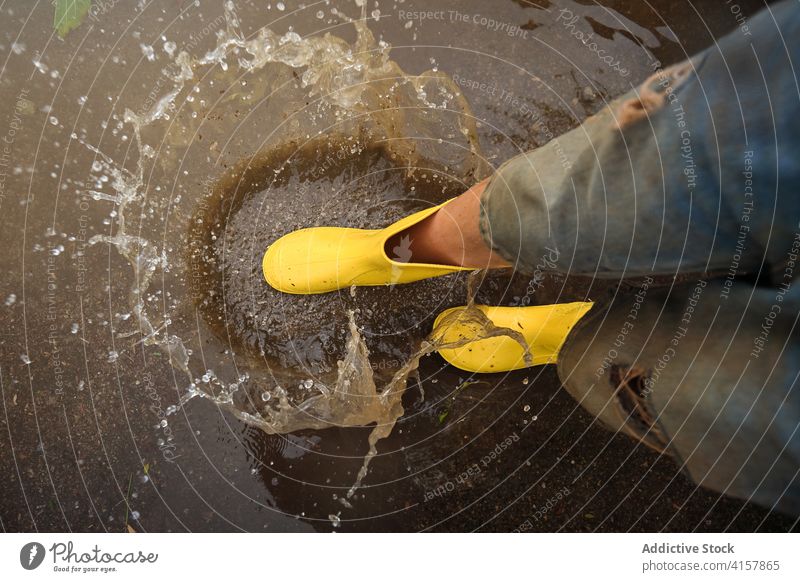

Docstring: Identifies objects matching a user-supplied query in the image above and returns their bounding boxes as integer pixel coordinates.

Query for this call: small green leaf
[437,410,449,424]
[456,380,489,391]
[54,0,92,38]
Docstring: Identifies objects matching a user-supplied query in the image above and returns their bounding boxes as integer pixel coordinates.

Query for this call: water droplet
[276,2,285,11]
[140,44,156,61]
[316,10,324,19]
[523,405,531,412]
[91,160,103,172]
[20,354,31,365]
[107,350,119,363]
[159,419,168,428]
[5,294,16,306]
[49,116,59,126]
[261,392,271,402]
[131,510,140,520]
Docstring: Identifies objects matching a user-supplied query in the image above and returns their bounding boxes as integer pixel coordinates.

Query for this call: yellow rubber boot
[433,302,594,373]
[263,200,471,294]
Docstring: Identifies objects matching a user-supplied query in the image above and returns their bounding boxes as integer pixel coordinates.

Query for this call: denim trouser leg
[480,1,800,515]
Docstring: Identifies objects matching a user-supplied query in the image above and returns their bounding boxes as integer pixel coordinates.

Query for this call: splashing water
[78,0,534,502]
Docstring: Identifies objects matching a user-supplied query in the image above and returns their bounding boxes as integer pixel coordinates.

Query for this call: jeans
[480,0,800,516]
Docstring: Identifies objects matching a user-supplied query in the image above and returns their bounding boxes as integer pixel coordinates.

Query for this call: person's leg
[557,279,800,516]
[262,175,510,294]
[385,178,511,269]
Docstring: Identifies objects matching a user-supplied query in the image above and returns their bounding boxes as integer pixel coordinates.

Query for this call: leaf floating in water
[53,0,91,38]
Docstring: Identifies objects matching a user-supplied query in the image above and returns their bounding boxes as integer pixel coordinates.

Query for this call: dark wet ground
[1,0,797,532]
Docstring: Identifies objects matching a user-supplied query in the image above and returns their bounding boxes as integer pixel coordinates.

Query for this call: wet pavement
[1,0,797,532]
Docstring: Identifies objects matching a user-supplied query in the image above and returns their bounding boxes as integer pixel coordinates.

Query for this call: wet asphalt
[1,0,796,532]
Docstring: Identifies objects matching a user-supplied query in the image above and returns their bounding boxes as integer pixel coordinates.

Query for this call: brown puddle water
[2,0,793,532]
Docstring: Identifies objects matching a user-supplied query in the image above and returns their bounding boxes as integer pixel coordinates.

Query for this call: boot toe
[262,231,308,294]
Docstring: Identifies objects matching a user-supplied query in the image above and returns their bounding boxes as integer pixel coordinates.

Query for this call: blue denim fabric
[482,1,799,280]
[481,1,800,515]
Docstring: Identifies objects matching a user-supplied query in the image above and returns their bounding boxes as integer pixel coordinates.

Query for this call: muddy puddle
[2,0,794,532]
[192,138,475,386]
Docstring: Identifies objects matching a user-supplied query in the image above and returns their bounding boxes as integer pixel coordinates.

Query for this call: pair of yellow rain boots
[262,200,592,372]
